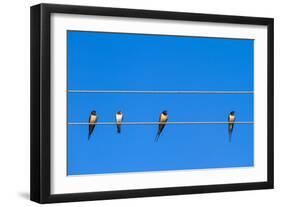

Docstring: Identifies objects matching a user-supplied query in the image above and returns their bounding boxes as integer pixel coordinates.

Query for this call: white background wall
[0,0,279,206]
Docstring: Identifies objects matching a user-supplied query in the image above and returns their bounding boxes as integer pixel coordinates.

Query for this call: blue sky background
[67,31,254,175]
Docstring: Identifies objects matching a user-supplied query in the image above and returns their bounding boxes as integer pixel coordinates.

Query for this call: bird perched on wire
[116,111,123,133]
[88,110,98,140]
[155,110,168,142]
[228,111,236,142]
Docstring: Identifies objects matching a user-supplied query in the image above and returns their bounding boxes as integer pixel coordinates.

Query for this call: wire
[68,121,254,125]
[68,90,254,94]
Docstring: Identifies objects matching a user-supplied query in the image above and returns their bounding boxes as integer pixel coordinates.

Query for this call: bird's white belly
[229,115,235,122]
[116,114,122,122]
[90,115,97,123]
[160,114,168,122]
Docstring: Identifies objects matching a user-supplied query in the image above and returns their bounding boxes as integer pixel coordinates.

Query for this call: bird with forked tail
[228,111,236,142]
[88,110,98,140]
[155,110,168,142]
[116,111,123,133]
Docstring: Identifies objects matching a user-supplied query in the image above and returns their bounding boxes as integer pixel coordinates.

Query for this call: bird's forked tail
[155,133,160,142]
[228,125,234,142]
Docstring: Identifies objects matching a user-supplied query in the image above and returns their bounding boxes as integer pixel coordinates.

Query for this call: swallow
[155,110,168,142]
[88,110,98,140]
[116,111,123,133]
[228,111,236,142]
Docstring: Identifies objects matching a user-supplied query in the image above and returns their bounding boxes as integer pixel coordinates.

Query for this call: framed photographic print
[30,3,274,203]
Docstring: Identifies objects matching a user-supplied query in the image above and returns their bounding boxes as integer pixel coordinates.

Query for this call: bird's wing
[157,114,162,131]
[228,115,232,122]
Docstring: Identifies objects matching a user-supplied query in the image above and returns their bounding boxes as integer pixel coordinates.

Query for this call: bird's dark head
[162,110,168,115]
[91,110,96,115]
[230,111,235,115]
[117,111,122,115]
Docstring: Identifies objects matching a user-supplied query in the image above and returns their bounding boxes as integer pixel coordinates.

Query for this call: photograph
[67,31,254,176]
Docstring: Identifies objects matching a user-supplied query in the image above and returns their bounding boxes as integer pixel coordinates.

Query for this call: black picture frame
[30,3,274,204]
